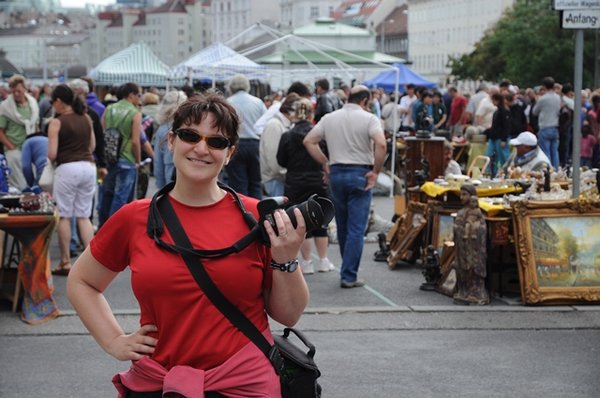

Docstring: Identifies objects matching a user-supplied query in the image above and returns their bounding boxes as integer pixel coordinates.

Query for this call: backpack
[104,109,132,165]
[104,127,123,165]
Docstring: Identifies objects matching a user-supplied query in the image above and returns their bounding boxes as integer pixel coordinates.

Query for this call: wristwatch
[270,258,299,273]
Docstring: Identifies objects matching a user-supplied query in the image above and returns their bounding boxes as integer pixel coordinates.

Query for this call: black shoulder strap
[157,196,284,374]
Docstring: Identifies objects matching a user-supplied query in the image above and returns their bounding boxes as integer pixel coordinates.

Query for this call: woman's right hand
[106,324,158,361]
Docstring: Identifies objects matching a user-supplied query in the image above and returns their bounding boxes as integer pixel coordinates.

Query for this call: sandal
[52,262,72,276]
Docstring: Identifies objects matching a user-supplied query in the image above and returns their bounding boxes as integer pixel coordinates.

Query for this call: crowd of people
[1,73,599,279]
[2,70,598,395]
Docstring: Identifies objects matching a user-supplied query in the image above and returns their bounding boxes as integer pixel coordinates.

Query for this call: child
[580,122,596,168]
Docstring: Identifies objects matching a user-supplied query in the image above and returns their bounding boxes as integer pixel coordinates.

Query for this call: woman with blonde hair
[153,90,187,188]
[277,97,335,274]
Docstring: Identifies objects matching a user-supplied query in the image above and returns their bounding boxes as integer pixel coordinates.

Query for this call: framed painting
[387,201,428,269]
[511,199,600,305]
[427,203,457,257]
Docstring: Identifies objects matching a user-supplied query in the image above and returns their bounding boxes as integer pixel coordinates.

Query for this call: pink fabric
[112,329,281,398]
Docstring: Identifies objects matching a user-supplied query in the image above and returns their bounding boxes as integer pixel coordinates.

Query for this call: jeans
[329,165,372,283]
[263,179,284,197]
[99,159,137,227]
[21,136,48,187]
[485,139,510,177]
[538,127,560,169]
[225,139,262,199]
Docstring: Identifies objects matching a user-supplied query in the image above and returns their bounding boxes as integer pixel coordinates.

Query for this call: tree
[560,229,578,263]
[450,0,596,88]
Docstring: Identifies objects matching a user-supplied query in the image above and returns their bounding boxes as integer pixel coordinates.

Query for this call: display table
[420,181,522,199]
[0,211,60,324]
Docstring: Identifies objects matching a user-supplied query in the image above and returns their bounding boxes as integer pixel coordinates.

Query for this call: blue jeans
[538,127,560,169]
[263,179,284,197]
[225,139,262,199]
[485,139,510,177]
[99,159,137,227]
[329,165,372,283]
[21,136,48,187]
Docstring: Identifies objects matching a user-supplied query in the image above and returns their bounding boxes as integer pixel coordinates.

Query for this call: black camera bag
[274,328,322,398]
[157,195,322,398]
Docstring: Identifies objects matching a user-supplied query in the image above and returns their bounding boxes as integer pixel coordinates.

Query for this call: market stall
[385,167,600,305]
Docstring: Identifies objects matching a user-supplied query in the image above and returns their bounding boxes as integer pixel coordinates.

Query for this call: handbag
[157,196,322,398]
[38,158,54,192]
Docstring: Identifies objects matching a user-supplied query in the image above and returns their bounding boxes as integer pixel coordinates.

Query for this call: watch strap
[270,258,299,272]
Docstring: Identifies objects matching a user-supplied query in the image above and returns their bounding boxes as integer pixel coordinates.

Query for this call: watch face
[287,260,299,273]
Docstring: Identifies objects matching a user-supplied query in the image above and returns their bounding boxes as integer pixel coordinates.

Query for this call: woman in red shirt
[67,94,309,397]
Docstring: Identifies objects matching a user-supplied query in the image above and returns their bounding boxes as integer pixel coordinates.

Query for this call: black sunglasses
[174,128,231,150]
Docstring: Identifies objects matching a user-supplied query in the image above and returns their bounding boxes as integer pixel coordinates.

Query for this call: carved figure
[453,184,489,305]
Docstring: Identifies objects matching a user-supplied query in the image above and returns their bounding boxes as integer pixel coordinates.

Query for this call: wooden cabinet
[404,136,445,188]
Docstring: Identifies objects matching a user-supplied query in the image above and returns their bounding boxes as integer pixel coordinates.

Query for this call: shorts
[53,161,97,218]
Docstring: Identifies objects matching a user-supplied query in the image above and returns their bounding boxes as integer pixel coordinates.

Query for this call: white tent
[171,43,267,85]
[90,42,183,88]
[228,23,402,91]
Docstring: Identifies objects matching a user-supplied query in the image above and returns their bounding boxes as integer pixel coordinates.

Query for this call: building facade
[407,0,514,85]
[279,0,340,30]
[209,0,280,48]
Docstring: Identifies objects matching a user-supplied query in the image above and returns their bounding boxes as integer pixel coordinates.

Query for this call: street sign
[561,9,600,28]
[554,0,600,10]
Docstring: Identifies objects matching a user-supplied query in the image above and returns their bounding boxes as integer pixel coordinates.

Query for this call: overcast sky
[61,0,116,7]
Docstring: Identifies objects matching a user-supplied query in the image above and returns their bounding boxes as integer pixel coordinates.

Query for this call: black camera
[257,194,335,246]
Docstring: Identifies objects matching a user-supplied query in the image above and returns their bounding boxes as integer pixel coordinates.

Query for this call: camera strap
[146,181,262,259]
[157,197,283,374]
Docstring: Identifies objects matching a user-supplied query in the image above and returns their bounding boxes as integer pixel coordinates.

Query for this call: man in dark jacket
[314,78,342,123]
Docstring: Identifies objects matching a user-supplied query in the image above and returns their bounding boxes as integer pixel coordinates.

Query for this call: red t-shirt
[449,95,468,125]
[90,193,273,370]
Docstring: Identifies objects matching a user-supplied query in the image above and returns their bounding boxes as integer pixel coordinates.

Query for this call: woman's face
[168,112,235,184]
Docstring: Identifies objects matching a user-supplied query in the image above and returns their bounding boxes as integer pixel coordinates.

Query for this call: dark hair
[172,94,240,148]
[315,78,329,91]
[52,84,86,115]
[491,92,506,108]
[421,90,433,99]
[542,76,555,90]
[348,87,371,104]
[119,82,140,100]
[499,79,511,88]
[433,91,443,98]
[287,81,311,98]
[405,83,415,90]
[582,123,592,137]
[561,83,573,95]
[80,76,95,93]
[279,93,300,115]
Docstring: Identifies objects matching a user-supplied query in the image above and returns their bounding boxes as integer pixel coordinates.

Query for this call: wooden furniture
[0,212,60,324]
[404,136,445,188]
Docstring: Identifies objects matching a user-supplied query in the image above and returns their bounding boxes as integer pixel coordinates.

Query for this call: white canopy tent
[228,24,402,195]
[171,43,267,87]
[90,42,183,88]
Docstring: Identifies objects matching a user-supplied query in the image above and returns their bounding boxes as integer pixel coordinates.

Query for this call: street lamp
[380,19,394,54]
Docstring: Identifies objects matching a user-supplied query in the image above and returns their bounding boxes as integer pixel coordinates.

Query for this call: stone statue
[453,184,489,305]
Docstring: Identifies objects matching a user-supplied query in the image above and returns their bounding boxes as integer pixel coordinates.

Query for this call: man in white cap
[501,131,551,175]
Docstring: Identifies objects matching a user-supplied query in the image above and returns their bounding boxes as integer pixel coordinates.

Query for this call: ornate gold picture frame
[511,199,600,305]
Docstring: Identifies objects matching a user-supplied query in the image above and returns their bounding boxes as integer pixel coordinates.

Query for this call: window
[310,6,319,18]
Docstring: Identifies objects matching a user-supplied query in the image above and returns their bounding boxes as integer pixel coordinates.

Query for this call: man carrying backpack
[98,82,141,228]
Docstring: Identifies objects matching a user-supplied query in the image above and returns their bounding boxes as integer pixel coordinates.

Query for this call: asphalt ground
[1,187,600,397]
